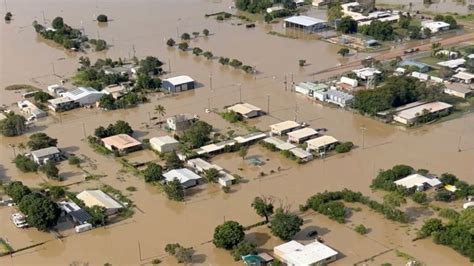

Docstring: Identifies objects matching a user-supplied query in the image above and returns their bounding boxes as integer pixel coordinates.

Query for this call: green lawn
[418,56,443,67]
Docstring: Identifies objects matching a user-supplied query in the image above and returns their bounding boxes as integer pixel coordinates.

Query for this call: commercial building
[274,240,338,265]
[162,75,195,93]
[394,174,443,191]
[326,89,354,107]
[421,20,450,33]
[444,84,473,99]
[352,67,381,80]
[166,113,197,131]
[101,134,142,154]
[294,82,329,98]
[17,99,47,119]
[287,127,318,143]
[270,120,301,136]
[150,136,179,153]
[306,135,339,153]
[283,16,327,32]
[227,103,262,118]
[393,101,453,125]
[76,190,123,215]
[30,146,61,165]
[163,168,202,189]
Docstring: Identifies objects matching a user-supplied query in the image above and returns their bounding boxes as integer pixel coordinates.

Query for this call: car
[11,213,28,228]
[307,230,318,237]
[0,198,15,206]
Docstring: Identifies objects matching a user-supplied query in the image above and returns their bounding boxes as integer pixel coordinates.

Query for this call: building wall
[152,142,178,153]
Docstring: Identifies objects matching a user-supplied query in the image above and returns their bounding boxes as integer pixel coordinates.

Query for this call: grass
[88,141,112,155]
[417,56,443,67]
[395,249,417,261]
[5,84,40,91]
[0,238,13,256]
[268,31,297,39]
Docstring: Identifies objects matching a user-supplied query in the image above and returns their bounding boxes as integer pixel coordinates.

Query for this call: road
[312,32,474,79]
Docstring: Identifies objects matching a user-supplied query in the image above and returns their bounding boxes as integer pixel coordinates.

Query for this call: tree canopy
[163,179,184,201]
[142,163,163,182]
[270,208,303,241]
[4,181,32,203]
[213,221,245,249]
[0,112,26,137]
[337,17,357,33]
[94,120,133,138]
[18,192,60,231]
[165,151,183,170]
[181,121,213,148]
[251,196,274,223]
[27,133,58,150]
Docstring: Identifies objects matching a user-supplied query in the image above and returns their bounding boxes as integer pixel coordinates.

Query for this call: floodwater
[377,0,474,15]
[1,0,474,265]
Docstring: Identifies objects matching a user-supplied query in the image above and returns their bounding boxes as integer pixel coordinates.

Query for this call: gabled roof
[63,87,103,101]
[164,75,194,85]
[150,136,179,146]
[77,190,123,210]
[284,16,326,27]
[31,146,60,158]
[163,168,202,184]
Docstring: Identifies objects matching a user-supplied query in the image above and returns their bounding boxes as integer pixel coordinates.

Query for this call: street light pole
[360,125,367,150]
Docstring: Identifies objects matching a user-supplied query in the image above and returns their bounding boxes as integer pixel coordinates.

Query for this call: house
[76,190,123,215]
[270,121,301,136]
[393,101,453,125]
[290,148,314,162]
[352,67,381,80]
[274,240,338,265]
[263,137,296,151]
[234,132,267,144]
[294,82,329,98]
[227,103,262,118]
[444,83,473,98]
[283,16,327,32]
[306,135,339,153]
[166,113,197,131]
[411,72,430,81]
[217,171,236,187]
[47,84,66,96]
[287,127,318,143]
[326,89,353,107]
[163,168,202,189]
[162,75,195,93]
[399,61,430,73]
[17,99,47,119]
[186,158,223,173]
[452,72,474,84]
[394,174,443,191]
[103,65,137,76]
[195,140,236,155]
[150,136,179,153]
[58,201,91,225]
[30,146,61,165]
[101,134,142,154]
[421,20,450,33]
[62,87,104,107]
[102,84,130,99]
[437,58,466,69]
[339,77,358,87]
[341,2,399,25]
[435,50,460,59]
[48,96,76,112]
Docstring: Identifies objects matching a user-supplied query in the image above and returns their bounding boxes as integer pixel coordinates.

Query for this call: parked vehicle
[11,213,28,228]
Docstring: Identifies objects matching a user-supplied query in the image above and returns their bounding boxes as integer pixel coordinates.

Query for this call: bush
[142,163,163,182]
[435,190,453,202]
[231,241,257,261]
[163,179,184,201]
[411,192,427,204]
[97,14,108,22]
[40,161,60,180]
[203,28,210,36]
[178,42,188,51]
[5,12,12,21]
[438,208,459,220]
[180,33,190,40]
[220,111,242,123]
[166,38,176,47]
[335,142,353,153]
[14,154,38,172]
[298,59,306,67]
[68,155,81,165]
[354,224,368,235]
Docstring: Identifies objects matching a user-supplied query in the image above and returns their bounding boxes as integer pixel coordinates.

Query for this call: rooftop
[437,58,466,68]
[164,75,194,85]
[234,132,267,144]
[48,96,74,105]
[187,158,223,171]
[275,241,338,265]
[284,15,327,27]
[445,83,472,94]
[295,82,329,92]
[306,135,338,148]
[31,146,61,158]
[168,113,195,123]
[227,103,262,115]
[290,147,313,159]
[163,168,202,184]
[102,134,142,150]
[150,135,179,146]
[63,87,103,101]
[394,174,442,189]
[422,20,450,29]
[453,71,474,80]
[399,60,429,70]
[270,120,301,132]
[287,127,318,140]
[395,101,453,120]
[76,190,123,210]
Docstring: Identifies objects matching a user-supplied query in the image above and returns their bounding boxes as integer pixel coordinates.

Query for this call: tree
[229,59,243,68]
[181,121,213,148]
[142,163,163,183]
[34,91,52,103]
[251,196,274,223]
[4,181,31,203]
[435,190,452,202]
[178,42,189,51]
[219,57,230,65]
[443,15,457,29]
[418,218,444,238]
[139,56,163,75]
[440,173,458,185]
[192,47,203,56]
[97,14,108,22]
[5,12,12,21]
[87,205,107,226]
[27,133,58,150]
[203,28,210,36]
[423,27,432,38]
[192,31,200,38]
[298,59,306,67]
[180,33,190,40]
[154,104,166,122]
[52,16,64,29]
[99,94,116,110]
[238,146,248,160]
[94,39,107,51]
[49,186,65,200]
[337,17,357,34]
[213,221,245,249]
[411,191,427,204]
[175,246,193,263]
[19,193,60,231]
[135,73,158,90]
[383,192,406,207]
[335,141,353,153]
[327,4,343,21]
[165,151,183,169]
[40,161,60,180]
[112,120,133,135]
[163,179,184,201]
[337,48,350,57]
[354,224,368,235]
[203,51,213,59]
[204,168,219,183]
[14,154,38,172]
[270,208,303,241]
[166,38,176,47]
[231,241,257,261]
[0,112,26,136]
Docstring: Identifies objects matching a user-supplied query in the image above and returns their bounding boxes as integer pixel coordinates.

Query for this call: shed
[163,168,202,189]
[339,77,358,87]
[452,72,474,84]
[101,134,142,154]
[287,128,318,143]
[150,136,179,153]
[444,84,473,99]
[421,20,450,33]
[76,190,123,215]
[283,16,327,32]
[294,82,328,97]
[162,75,195,93]
[326,89,353,107]
[227,103,262,118]
[399,61,430,73]
[437,58,466,69]
[393,101,453,125]
[269,120,301,136]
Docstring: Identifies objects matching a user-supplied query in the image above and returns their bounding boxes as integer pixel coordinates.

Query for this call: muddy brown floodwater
[1,0,474,265]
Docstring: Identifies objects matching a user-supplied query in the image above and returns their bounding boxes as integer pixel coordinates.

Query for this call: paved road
[312,32,474,79]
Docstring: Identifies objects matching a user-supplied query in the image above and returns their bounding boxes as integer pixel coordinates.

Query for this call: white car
[11,213,28,228]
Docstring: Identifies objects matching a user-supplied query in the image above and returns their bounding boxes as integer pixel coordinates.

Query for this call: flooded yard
[1,0,474,265]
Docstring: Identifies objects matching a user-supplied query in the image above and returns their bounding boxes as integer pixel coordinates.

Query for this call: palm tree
[154,105,166,122]
[17,143,26,154]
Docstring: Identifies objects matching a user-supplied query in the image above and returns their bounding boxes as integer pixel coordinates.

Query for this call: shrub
[335,142,353,153]
[97,14,108,22]
[68,155,81,165]
[354,224,368,235]
[298,59,306,67]
[231,241,257,261]
[166,38,176,47]
[14,154,38,172]
[435,190,453,202]
[411,191,427,204]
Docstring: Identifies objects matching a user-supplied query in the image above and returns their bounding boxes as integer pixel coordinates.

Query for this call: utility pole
[97,30,100,40]
[132,45,136,58]
[361,125,367,150]
[284,73,287,91]
[291,72,294,91]
[51,62,56,75]
[209,72,213,90]
[168,58,171,73]
[294,102,298,122]
[207,97,210,110]
[267,95,270,114]
[457,135,462,152]
[238,83,242,102]
[82,123,86,139]
[42,10,46,25]
[148,112,151,126]
[137,241,142,262]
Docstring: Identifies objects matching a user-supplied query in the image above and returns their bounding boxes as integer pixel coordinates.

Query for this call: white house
[352,67,381,80]
[290,148,314,162]
[150,136,179,153]
[437,58,466,69]
[76,190,123,215]
[17,99,47,119]
[62,87,104,106]
[233,132,267,144]
[270,121,301,136]
[30,146,61,165]
[227,103,262,118]
[274,241,338,266]
[306,135,339,154]
[163,168,202,189]
[166,113,197,131]
[421,20,450,33]
[287,127,318,143]
[186,158,223,173]
[394,174,443,191]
